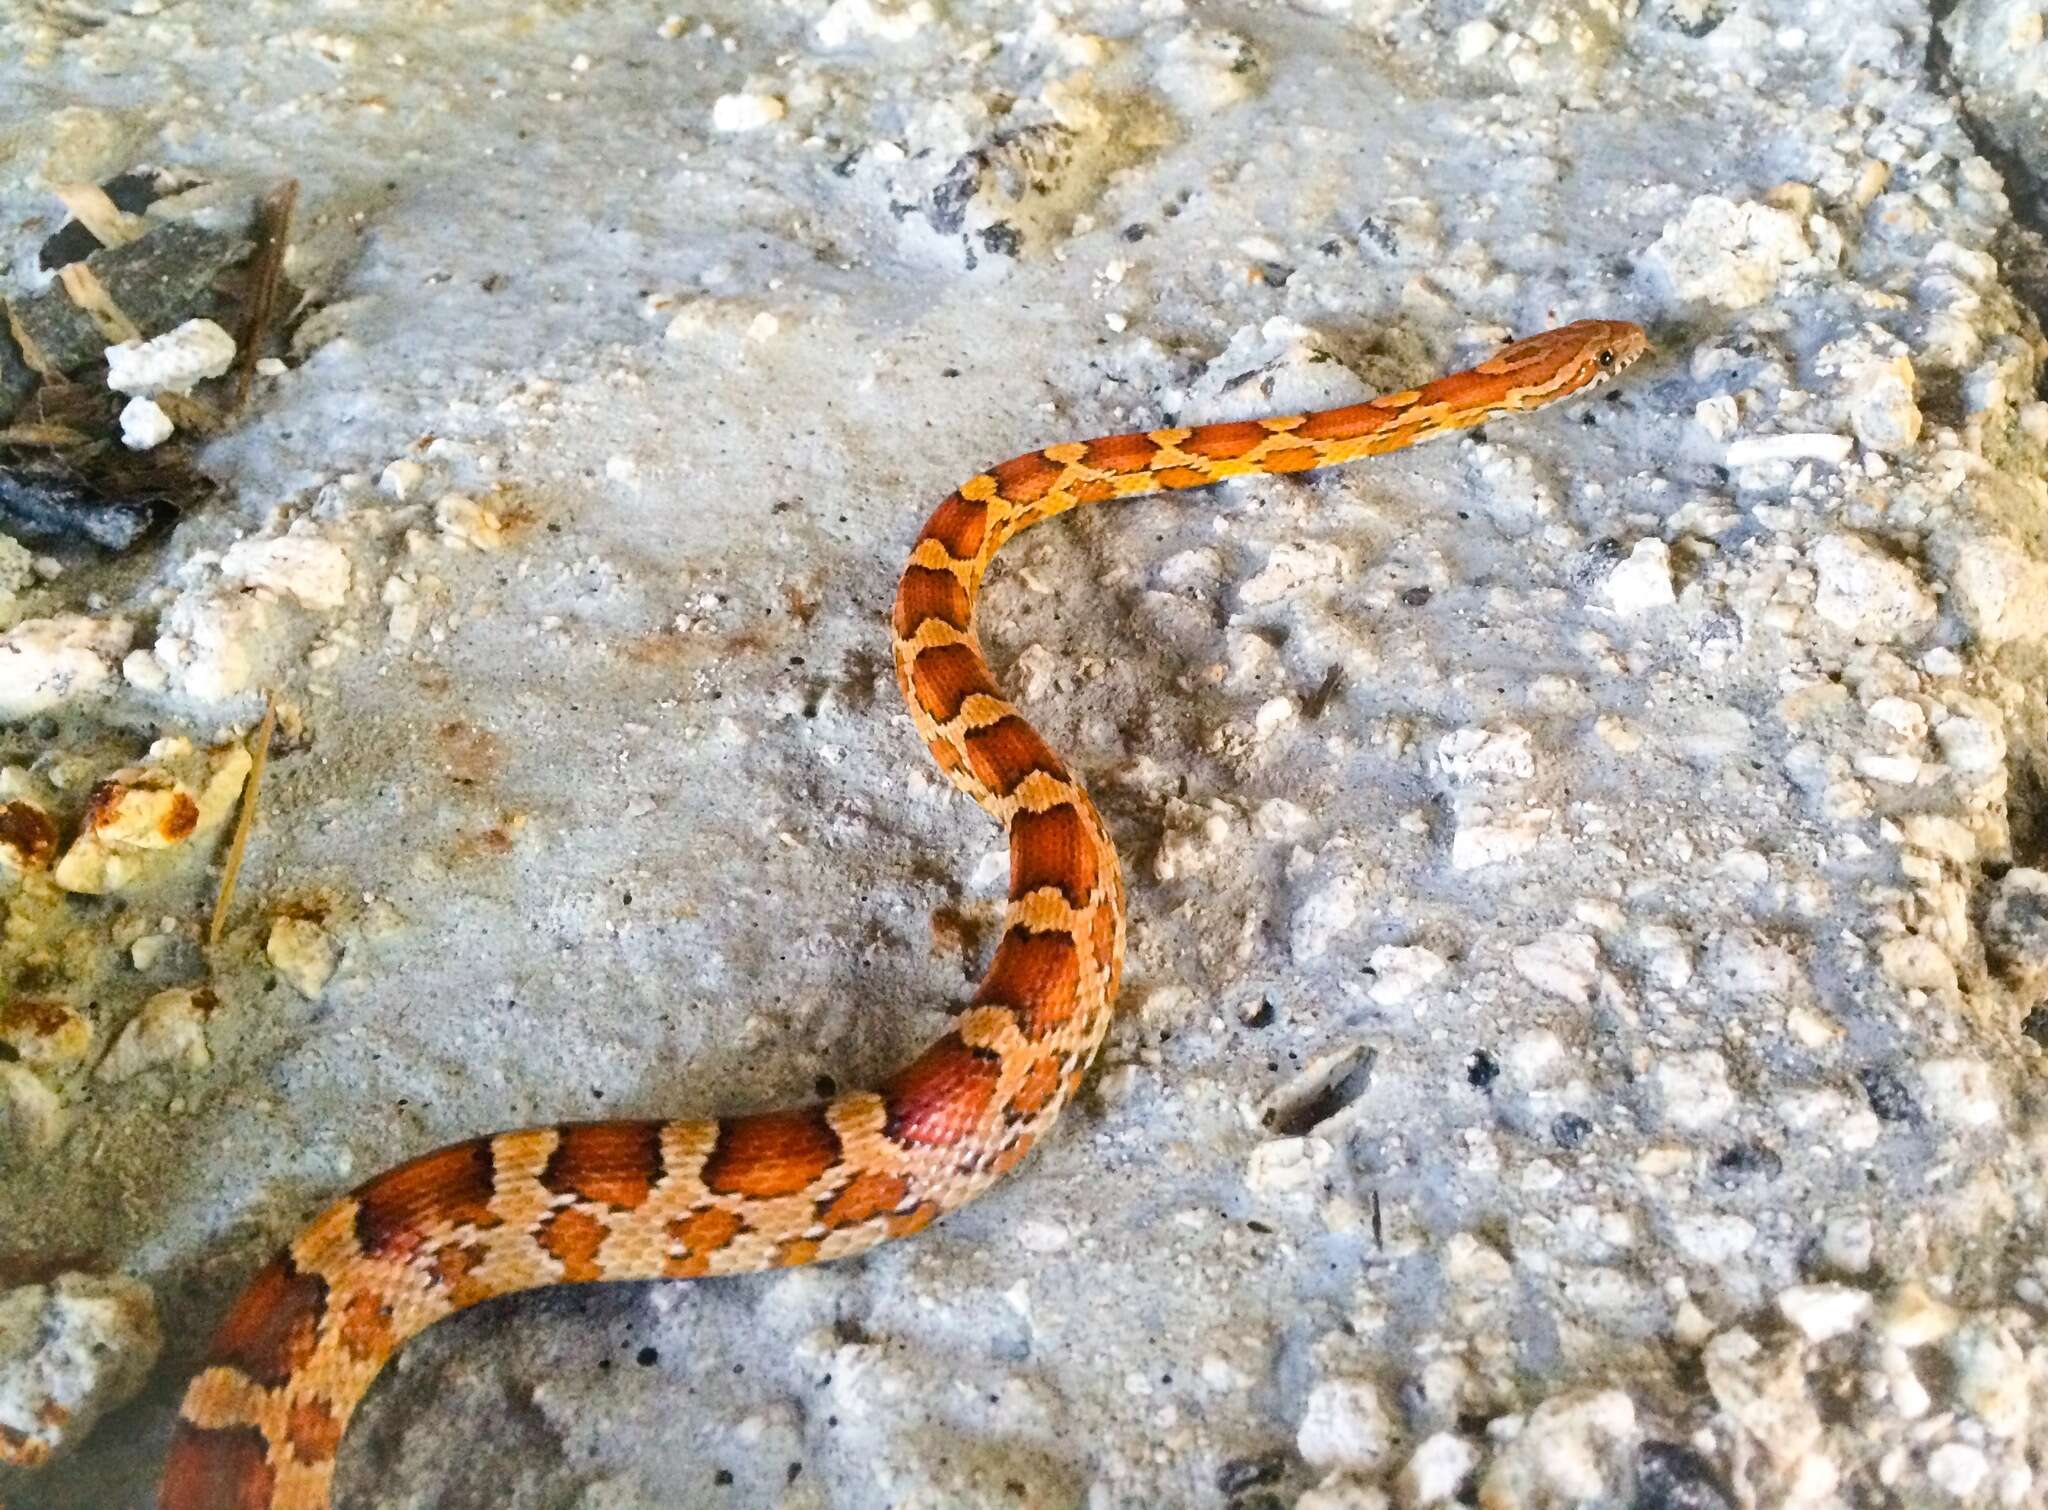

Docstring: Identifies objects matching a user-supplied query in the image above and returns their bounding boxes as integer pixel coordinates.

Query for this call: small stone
[1947,1317,2028,1437]
[1702,1330,1823,1472]
[121,647,169,693]
[1917,1057,2001,1127]
[379,459,425,500]
[1703,930,1796,998]
[1367,945,1447,1007]
[1437,725,1535,784]
[95,986,216,1082]
[0,1273,161,1468]
[1672,1212,1755,1264]
[1693,394,1740,440]
[1293,875,1360,962]
[1984,869,2048,976]
[1247,1135,1333,1199]
[1158,25,1262,112]
[1604,539,1677,615]
[103,317,236,396]
[1725,432,1854,468]
[1841,352,1921,453]
[435,493,510,550]
[130,932,172,970]
[0,615,133,720]
[1655,1051,1736,1132]
[1400,1432,1479,1506]
[267,917,337,999]
[711,92,785,131]
[1511,930,1600,1005]
[0,998,91,1068]
[1015,1217,1069,1254]
[1645,196,1812,310]
[1775,1283,1871,1342]
[1879,937,1957,994]
[1239,540,1348,606]
[118,395,173,450]
[220,530,352,611]
[815,0,935,46]
[0,1064,69,1150]
[1810,533,1937,644]
[1478,1390,1638,1508]
[1879,1344,1931,1419]
[1632,1442,1734,1510]
[1298,1377,1396,1472]
[1819,1214,1874,1274]
[1879,1282,1960,1348]
[1451,808,1550,869]
[1925,1443,1988,1498]
[153,588,272,703]
[1453,18,1499,63]
[53,743,250,896]
[1935,711,2005,773]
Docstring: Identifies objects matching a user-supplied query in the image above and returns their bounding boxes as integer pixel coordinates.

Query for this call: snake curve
[157,317,1647,1508]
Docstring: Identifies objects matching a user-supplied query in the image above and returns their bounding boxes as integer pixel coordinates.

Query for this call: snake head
[1479,319,1650,406]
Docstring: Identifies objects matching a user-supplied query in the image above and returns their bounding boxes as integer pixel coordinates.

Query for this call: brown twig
[232,180,298,412]
[209,694,277,948]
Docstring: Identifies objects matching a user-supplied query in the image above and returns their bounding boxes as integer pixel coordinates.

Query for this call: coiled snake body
[160,318,1646,1507]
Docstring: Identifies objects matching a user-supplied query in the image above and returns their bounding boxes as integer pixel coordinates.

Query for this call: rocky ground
[3,0,2047,1506]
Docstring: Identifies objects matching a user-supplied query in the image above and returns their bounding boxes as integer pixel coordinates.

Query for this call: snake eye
[1596,349,1615,368]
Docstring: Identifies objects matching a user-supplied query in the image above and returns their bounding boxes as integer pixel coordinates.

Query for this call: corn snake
[157,318,1646,1507]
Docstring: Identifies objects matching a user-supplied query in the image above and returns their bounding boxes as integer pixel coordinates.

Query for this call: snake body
[159,318,1645,1508]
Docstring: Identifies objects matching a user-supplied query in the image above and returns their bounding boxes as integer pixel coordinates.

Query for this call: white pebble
[1842,352,1922,453]
[1948,1317,2029,1436]
[0,1064,69,1150]
[220,532,352,612]
[1926,1442,1989,1498]
[1725,432,1854,467]
[267,917,337,1000]
[0,1274,161,1468]
[1704,930,1796,998]
[1672,1212,1755,1264]
[1401,1432,1480,1504]
[1436,724,1534,784]
[1604,539,1676,615]
[1454,20,1499,63]
[1775,1283,1871,1342]
[95,987,214,1082]
[1298,1377,1395,1472]
[0,614,133,719]
[1655,1050,1736,1131]
[1881,1282,1960,1347]
[1646,196,1812,310]
[380,459,425,500]
[104,317,236,396]
[1693,394,1740,440]
[1511,930,1600,1005]
[1015,1217,1069,1254]
[711,92,785,131]
[1366,945,1447,1007]
[1811,532,1937,644]
[1246,1135,1333,1198]
[1479,1390,1638,1506]
[1450,807,1550,870]
[118,395,173,450]
[1292,874,1360,962]
[815,0,934,46]
[1917,1057,2002,1127]
[1239,540,1348,606]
